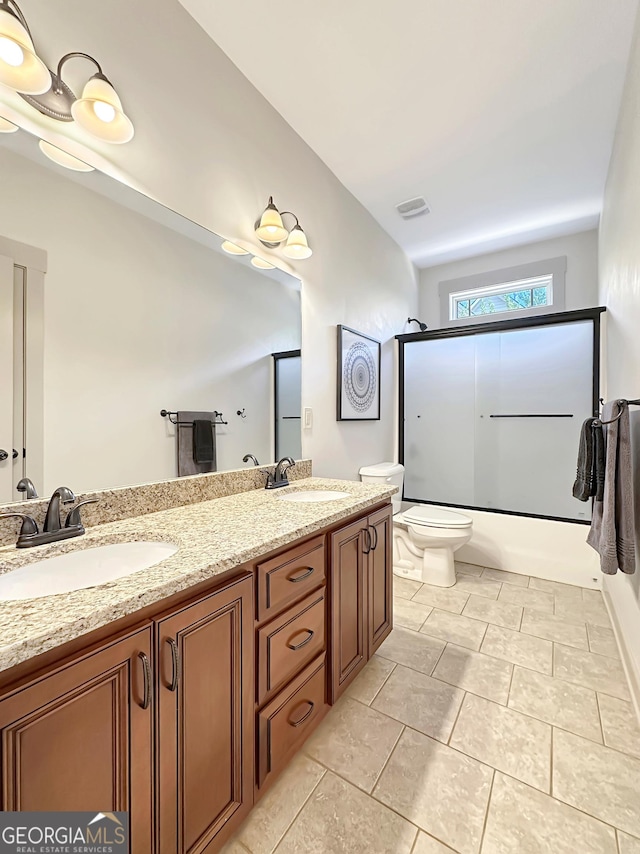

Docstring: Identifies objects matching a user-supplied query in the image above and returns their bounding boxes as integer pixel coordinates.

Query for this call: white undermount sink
[278,490,351,503]
[0,541,178,601]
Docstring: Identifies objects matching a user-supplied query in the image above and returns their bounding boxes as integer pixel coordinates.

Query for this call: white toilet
[359,462,473,587]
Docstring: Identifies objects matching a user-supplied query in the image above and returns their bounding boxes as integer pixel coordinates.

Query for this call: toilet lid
[403,506,472,529]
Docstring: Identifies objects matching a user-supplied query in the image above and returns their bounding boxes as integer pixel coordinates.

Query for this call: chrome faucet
[43,487,76,533]
[16,477,38,499]
[266,457,296,490]
[0,488,98,549]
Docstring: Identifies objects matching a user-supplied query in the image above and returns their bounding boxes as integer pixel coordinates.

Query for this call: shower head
[407,317,428,332]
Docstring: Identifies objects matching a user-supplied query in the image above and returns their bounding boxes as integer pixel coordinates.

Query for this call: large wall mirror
[0,130,302,503]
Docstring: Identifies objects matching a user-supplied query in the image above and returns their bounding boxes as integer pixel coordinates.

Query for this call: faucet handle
[65,499,99,530]
[0,513,39,538]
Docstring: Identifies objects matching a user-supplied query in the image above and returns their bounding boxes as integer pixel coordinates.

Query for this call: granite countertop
[0,478,396,673]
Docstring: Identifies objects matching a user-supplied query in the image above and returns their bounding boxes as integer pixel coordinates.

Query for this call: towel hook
[237,409,246,419]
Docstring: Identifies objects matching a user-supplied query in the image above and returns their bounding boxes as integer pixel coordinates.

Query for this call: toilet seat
[402,506,472,529]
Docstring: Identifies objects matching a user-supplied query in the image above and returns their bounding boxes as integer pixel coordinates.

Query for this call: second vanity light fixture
[255,197,313,260]
[0,0,134,144]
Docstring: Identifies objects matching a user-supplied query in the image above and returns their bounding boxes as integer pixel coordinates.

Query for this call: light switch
[303,407,313,429]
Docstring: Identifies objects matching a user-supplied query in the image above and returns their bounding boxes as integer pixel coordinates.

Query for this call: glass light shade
[71,75,134,144]
[0,7,50,94]
[221,240,249,256]
[282,224,313,260]
[251,256,276,270]
[0,115,18,133]
[38,139,95,172]
[255,199,288,242]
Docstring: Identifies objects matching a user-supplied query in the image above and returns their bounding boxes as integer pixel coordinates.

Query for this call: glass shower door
[402,317,595,522]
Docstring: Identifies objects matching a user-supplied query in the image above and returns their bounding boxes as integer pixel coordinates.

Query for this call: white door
[0,253,14,503]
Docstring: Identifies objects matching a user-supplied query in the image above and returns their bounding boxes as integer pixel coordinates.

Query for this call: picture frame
[337,325,381,421]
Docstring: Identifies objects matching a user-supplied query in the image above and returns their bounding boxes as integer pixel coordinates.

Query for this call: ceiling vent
[396,196,430,219]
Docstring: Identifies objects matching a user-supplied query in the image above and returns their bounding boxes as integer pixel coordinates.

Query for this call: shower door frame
[396,306,606,525]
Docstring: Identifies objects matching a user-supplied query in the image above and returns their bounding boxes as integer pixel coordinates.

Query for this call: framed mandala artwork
[337,325,381,421]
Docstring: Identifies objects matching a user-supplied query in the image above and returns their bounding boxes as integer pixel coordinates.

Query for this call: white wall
[0,0,417,483]
[598,6,640,709]
[0,146,300,493]
[418,229,599,329]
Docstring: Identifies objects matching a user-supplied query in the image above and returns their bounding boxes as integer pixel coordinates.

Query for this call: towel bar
[160,409,228,426]
[595,398,640,426]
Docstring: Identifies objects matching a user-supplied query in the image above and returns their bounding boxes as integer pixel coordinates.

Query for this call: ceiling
[179,0,638,267]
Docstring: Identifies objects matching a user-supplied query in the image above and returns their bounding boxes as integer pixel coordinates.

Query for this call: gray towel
[587,400,636,574]
[573,418,606,502]
[177,411,217,477]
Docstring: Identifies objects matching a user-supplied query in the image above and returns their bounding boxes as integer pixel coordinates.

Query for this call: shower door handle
[488,414,574,419]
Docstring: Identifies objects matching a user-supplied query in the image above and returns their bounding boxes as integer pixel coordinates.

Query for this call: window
[451,274,553,320]
[438,256,566,327]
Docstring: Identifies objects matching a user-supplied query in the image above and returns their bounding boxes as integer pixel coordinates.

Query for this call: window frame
[439,256,567,327]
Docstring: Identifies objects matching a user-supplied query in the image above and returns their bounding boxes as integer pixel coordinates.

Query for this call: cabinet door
[0,626,153,850]
[367,505,393,656]
[329,517,368,702]
[157,574,253,854]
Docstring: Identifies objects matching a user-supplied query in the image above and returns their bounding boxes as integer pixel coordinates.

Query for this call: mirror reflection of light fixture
[0,115,18,132]
[0,1,50,95]
[0,2,134,145]
[221,240,250,256]
[38,139,95,172]
[255,196,313,260]
[251,256,276,270]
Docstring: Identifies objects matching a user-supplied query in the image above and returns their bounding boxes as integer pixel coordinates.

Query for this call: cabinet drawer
[257,590,326,705]
[257,535,325,621]
[257,655,327,788]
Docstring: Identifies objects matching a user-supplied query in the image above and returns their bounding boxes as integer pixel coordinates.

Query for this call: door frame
[395,306,606,525]
[0,235,46,502]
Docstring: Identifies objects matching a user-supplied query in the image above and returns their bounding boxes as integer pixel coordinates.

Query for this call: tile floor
[223,563,640,854]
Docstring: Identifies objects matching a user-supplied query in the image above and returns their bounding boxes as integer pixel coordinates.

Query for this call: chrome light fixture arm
[54,52,107,95]
[0,0,31,37]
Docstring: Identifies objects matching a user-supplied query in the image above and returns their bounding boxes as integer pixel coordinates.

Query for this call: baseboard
[602,582,640,726]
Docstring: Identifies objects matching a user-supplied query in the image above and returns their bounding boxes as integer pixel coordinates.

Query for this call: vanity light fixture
[221,240,250,256]
[255,196,313,260]
[38,139,94,172]
[0,1,134,144]
[0,115,18,132]
[251,256,276,270]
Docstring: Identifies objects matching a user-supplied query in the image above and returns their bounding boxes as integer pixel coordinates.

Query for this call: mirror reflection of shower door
[274,350,302,461]
[0,254,14,503]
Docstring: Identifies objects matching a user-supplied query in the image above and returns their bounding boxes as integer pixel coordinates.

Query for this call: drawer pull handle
[138,652,152,710]
[287,629,315,651]
[370,525,378,550]
[288,566,314,583]
[289,701,315,728]
[362,528,371,555]
[167,638,180,692]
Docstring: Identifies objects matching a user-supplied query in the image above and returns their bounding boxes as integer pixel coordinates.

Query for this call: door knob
[0,450,8,462]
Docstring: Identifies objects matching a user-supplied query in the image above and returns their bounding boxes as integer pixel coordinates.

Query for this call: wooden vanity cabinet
[329,503,393,702]
[0,498,393,854]
[0,625,154,852]
[156,574,253,854]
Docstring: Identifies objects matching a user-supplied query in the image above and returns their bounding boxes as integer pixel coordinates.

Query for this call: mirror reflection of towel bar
[160,409,228,426]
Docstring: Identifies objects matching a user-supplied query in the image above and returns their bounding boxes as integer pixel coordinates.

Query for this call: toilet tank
[359,462,404,515]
